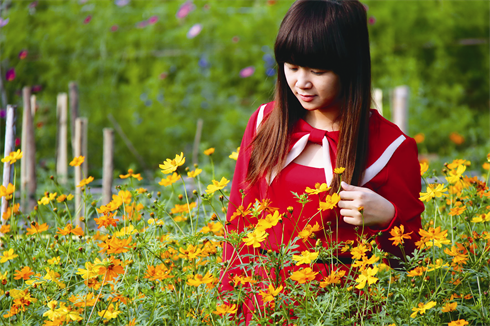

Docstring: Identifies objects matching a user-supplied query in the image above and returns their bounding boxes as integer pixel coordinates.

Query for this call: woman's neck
[304,108,340,131]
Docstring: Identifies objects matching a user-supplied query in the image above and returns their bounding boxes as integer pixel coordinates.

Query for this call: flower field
[0,150,489,325]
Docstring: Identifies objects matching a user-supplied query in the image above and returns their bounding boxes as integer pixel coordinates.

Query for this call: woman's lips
[298,94,316,102]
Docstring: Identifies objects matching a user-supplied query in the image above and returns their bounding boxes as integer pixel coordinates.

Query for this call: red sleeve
[219,104,265,296]
[369,137,424,263]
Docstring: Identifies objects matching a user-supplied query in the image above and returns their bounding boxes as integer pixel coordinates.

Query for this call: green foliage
[0,0,488,177]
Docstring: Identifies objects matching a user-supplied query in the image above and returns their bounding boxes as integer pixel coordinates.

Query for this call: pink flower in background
[368,16,376,25]
[0,18,9,27]
[187,24,202,38]
[240,66,255,78]
[6,68,15,81]
[111,25,118,32]
[19,50,28,60]
[84,15,92,24]
[15,138,20,147]
[232,36,240,43]
[148,16,158,24]
[29,1,38,8]
[176,1,195,19]
[31,85,42,92]
[136,20,148,28]
[115,0,130,6]
[159,73,168,80]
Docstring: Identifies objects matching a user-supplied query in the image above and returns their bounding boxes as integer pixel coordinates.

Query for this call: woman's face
[284,63,341,114]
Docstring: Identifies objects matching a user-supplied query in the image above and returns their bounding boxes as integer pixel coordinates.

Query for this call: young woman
[220,0,424,321]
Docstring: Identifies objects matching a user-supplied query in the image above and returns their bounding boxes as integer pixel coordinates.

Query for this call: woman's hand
[338,181,395,228]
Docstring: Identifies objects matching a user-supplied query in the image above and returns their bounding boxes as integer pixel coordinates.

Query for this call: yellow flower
[388,225,412,246]
[448,319,468,326]
[446,164,466,184]
[319,270,346,287]
[259,284,283,303]
[0,183,15,200]
[290,267,318,284]
[77,261,103,280]
[256,210,282,231]
[0,224,10,234]
[292,250,319,266]
[38,192,57,205]
[334,167,345,174]
[449,205,466,216]
[187,168,202,178]
[26,222,49,235]
[417,226,451,249]
[407,266,427,277]
[47,257,61,265]
[355,266,378,289]
[69,156,85,167]
[483,162,490,170]
[319,193,340,211]
[410,301,436,318]
[229,147,240,160]
[77,176,94,188]
[471,212,490,223]
[305,183,330,195]
[186,272,215,286]
[204,148,215,156]
[205,177,230,194]
[98,304,121,320]
[119,168,143,181]
[1,149,23,164]
[0,248,18,263]
[441,301,457,313]
[242,229,268,248]
[159,152,185,174]
[213,303,238,315]
[420,162,429,176]
[159,172,181,186]
[419,184,447,202]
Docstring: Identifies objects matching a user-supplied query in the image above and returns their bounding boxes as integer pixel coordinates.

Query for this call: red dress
[220,102,424,320]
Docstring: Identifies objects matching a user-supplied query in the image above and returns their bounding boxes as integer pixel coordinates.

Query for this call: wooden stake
[373,88,383,116]
[192,119,203,166]
[69,82,79,158]
[21,94,28,212]
[1,105,16,226]
[74,117,88,228]
[392,86,409,134]
[30,95,36,117]
[102,128,114,205]
[23,87,37,211]
[56,93,68,185]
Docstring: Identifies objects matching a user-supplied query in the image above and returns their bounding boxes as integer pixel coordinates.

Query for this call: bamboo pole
[30,95,36,117]
[23,87,37,211]
[56,93,68,185]
[192,119,203,166]
[373,88,383,116]
[69,82,79,158]
[102,128,114,205]
[20,94,28,212]
[1,105,16,225]
[392,86,409,134]
[74,117,88,228]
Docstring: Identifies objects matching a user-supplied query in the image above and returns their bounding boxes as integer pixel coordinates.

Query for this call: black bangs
[274,0,349,73]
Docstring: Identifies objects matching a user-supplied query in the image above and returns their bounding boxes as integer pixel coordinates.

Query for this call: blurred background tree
[0,0,488,178]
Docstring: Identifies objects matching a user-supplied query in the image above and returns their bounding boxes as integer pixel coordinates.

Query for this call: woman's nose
[295,72,312,89]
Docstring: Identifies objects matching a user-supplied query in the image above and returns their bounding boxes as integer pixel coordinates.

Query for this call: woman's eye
[312,70,325,75]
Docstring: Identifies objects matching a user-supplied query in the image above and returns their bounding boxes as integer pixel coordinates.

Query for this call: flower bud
[150,212,155,218]
[193,190,198,196]
[211,213,217,221]
[178,194,184,200]
[147,193,152,199]
[287,206,293,213]
[157,192,161,197]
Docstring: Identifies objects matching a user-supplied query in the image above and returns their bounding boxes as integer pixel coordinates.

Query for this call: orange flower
[119,169,143,181]
[290,268,318,284]
[94,214,119,229]
[449,132,464,145]
[413,133,425,144]
[213,303,238,315]
[99,257,125,282]
[69,156,85,167]
[203,148,215,156]
[388,225,412,246]
[26,222,49,235]
[0,224,10,234]
[98,236,133,254]
[448,319,468,326]
[14,266,34,280]
[77,176,94,188]
[319,193,340,211]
